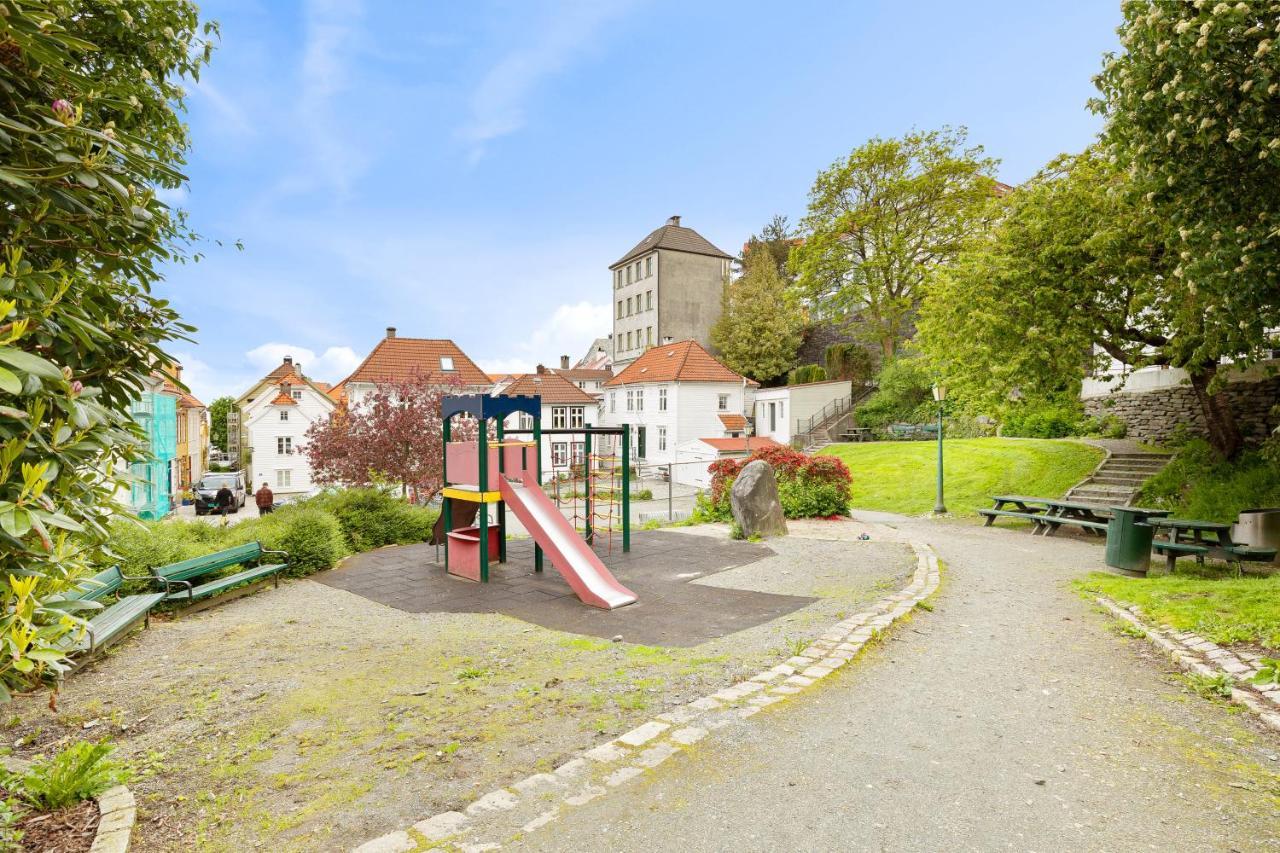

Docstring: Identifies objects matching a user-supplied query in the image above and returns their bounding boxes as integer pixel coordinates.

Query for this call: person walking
[255,482,275,516]
[215,482,235,526]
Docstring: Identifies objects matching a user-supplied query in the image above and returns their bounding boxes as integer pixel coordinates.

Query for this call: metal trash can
[1233,508,1280,564]
[1106,506,1171,573]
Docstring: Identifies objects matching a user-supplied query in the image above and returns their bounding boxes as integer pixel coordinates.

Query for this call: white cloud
[169,352,257,405]
[244,342,362,383]
[154,185,188,206]
[460,1,635,161]
[297,0,368,193]
[194,78,254,137]
[477,357,536,376]
[520,301,610,361]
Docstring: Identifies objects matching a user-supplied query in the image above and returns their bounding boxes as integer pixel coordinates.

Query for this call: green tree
[208,396,234,452]
[1093,0,1280,378]
[919,150,1248,456]
[0,1,215,694]
[710,254,805,383]
[740,215,797,280]
[791,127,1000,359]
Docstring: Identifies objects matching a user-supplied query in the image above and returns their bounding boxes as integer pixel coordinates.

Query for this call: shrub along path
[521,518,1280,851]
[5,529,912,852]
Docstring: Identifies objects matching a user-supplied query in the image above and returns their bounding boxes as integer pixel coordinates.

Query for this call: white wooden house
[494,368,599,481]
[236,356,336,497]
[752,379,853,446]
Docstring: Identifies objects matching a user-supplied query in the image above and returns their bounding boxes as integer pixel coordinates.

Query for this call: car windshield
[198,476,238,490]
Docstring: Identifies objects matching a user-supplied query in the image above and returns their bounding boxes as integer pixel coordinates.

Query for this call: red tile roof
[605,340,755,387]
[270,390,298,406]
[718,413,746,431]
[698,436,780,453]
[612,219,732,268]
[554,368,613,383]
[498,372,598,405]
[341,336,490,388]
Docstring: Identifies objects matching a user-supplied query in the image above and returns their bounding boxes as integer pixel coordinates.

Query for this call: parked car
[193,471,247,515]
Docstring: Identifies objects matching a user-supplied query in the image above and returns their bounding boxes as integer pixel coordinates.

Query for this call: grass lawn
[820,437,1103,517]
[1075,569,1280,652]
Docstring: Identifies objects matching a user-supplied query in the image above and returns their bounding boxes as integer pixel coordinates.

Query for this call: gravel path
[520,519,1280,851]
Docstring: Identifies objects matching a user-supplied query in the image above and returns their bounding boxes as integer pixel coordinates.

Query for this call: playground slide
[498,477,637,610]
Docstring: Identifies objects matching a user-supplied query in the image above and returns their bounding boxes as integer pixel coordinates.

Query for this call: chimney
[283,355,293,366]
[560,355,570,369]
[536,364,546,374]
[667,215,681,227]
[386,327,397,339]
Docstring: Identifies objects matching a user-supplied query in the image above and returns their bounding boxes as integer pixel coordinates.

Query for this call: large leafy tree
[710,250,806,383]
[305,376,472,500]
[739,215,797,280]
[1093,0,1280,374]
[208,396,234,452]
[0,1,215,694]
[920,150,1248,456]
[791,127,1000,359]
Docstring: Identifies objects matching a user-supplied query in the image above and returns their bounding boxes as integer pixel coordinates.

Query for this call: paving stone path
[519,518,1280,851]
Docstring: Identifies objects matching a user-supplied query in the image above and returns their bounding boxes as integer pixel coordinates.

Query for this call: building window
[718,394,729,411]
[291,390,302,400]
[552,442,568,467]
[635,389,644,411]
[646,256,652,277]
[440,357,454,371]
[610,392,616,413]
[626,266,633,285]
[518,412,534,430]
[626,331,633,350]
[278,436,292,455]
[646,290,653,310]
[646,326,653,346]
[571,441,585,465]
[626,389,634,412]
[552,407,567,429]
[276,469,291,488]
[617,300,623,319]
[570,407,584,428]
[658,388,667,411]
[626,297,633,316]
[615,270,622,288]
[280,410,289,421]
[658,426,666,452]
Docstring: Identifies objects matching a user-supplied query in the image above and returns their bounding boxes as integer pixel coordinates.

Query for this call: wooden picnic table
[1138,517,1276,574]
[839,427,873,442]
[982,495,1111,536]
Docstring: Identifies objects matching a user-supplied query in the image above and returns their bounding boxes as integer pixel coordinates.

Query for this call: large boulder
[729,460,788,539]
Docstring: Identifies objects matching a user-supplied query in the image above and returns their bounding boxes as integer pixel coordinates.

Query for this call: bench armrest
[260,548,290,563]
[120,571,168,588]
[161,577,194,598]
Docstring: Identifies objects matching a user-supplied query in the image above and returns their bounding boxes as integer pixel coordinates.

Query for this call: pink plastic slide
[498,477,637,610]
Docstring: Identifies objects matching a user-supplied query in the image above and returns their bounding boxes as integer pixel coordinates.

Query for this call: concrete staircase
[797,386,875,453]
[1066,451,1169,507]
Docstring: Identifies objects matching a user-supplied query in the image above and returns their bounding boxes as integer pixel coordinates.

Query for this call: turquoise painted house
[127,379,178,520]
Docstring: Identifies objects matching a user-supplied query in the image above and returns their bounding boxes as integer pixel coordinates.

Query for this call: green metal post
[621,424,630,553]
[442,416,452,571]
[533,419,543,572]
[478,418,489,582]
[497,417,506,564]
[583,427,593,544]
[933,404,947,515]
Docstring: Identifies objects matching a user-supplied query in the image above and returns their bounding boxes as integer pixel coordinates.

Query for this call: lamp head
[932,384,947,403]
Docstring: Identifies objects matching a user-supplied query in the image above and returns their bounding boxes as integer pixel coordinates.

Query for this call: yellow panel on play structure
[442,486,503,503]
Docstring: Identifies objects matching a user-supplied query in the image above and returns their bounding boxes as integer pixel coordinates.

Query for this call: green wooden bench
[1151,540,1277,575]
[57,566,166,656]
[151,541,289,612]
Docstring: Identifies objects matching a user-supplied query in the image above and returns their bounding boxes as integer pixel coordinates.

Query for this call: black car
[193,472,247,515]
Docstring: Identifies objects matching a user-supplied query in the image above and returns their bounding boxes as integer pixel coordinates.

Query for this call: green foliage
[710,250,805,383]
[739,215,797,280]
[631,488,653,501]
[1076,570,1280,650]
[853,353,933,430]
[208,396,234,452]
[1136,439,1280,524]
[793,127,1000,358]
[787,364,827,385]
[0,1,215,696]
[823,343,875,385]
[228,508,346,577]
[821,438,1103,516]
[0,796,21,849]
[1094,1,1280,373]
[306,489,435,552]
[12,740,130,811]
[1000,399,1087,439]
[700,446,853,521]
[1252,658,1280,688]
[777,477,849,518]
[1179,672,1235,701]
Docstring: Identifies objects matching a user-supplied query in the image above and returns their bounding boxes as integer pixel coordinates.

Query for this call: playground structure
[438,394,637,610]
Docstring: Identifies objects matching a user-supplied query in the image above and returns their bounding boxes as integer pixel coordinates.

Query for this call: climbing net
[544,452,623,554]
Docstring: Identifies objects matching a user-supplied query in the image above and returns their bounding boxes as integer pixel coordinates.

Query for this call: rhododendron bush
[699,446,852,521]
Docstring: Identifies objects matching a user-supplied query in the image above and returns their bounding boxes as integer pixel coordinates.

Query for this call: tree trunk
[1188,363,1243,458]
[881,335,896,360]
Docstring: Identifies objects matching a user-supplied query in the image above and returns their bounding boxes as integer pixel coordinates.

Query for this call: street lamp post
[932,384,947,515]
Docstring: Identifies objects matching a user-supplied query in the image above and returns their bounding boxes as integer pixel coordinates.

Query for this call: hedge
[694,445,852,522]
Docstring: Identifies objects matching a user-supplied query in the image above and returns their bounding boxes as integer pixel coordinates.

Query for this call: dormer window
[441,357,454,371]
[291,390,302,400]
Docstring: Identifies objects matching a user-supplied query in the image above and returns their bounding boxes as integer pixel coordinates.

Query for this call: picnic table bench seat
[57,566,166,655]
[151,541,288,611]
[978,507,1045,524]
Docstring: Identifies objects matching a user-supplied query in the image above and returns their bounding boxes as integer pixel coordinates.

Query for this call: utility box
[1106,507,1171,573]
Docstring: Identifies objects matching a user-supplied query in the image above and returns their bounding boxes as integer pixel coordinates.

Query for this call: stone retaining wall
[1083,375,1280,445]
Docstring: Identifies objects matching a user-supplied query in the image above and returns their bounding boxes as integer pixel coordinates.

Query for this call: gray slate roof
[611,222,733,268]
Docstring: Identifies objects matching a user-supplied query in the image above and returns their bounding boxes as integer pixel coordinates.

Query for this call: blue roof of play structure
[441,394,542,422]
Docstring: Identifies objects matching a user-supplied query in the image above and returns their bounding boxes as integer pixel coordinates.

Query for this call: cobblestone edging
[1096,596,1280,732]
[353,540,942,853]
[89,785,136,853]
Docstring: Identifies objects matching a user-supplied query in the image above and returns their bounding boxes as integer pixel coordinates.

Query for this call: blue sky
[163,0,1121,403]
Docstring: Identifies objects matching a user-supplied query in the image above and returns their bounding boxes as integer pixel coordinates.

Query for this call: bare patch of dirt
[14,798,98,853]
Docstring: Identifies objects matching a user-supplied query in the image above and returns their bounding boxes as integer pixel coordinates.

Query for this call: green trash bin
[1106,506,1170,573]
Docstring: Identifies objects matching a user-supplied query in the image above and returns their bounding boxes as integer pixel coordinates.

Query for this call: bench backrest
[64,566,124,602]
[153,541,264,582]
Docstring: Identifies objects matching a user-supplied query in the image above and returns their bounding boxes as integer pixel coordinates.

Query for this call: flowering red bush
[704,446,853,520]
